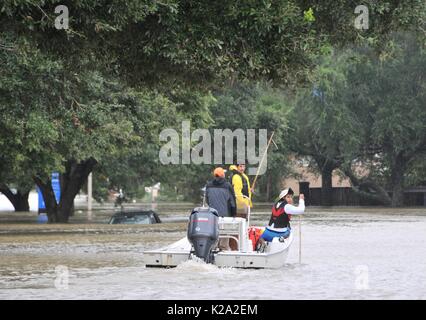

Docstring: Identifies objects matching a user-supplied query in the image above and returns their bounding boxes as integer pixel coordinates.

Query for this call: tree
[1,1,322,219]
[0,35,180,221]
[345,33,426,206]
[209,83,292,201]
[1,1,323,88]
[290,33,426,206]
[89,89,216,204]
[296,0,426,46]
[250,85,293,201]
[0,124,32,211]
[405,153,426,187]
[290,50,363,205]
[134,83,293,203]
[1,1,425,218]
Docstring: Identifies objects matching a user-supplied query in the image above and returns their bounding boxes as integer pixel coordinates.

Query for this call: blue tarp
[37,172,61,212]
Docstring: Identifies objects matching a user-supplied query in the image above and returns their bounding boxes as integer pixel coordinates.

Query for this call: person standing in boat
[229,163,252,219]
[206,167,237,251]
[261,188,305,242]
[205,167,236,218]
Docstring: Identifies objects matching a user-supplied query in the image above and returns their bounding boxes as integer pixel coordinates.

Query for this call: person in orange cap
[205,167,236,218]
[205,167,237,251]
[213,167,225,178]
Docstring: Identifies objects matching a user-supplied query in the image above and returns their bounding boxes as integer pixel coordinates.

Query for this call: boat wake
[175,258,236,274]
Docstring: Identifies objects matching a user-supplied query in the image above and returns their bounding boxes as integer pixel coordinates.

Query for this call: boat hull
[143,233,293,269]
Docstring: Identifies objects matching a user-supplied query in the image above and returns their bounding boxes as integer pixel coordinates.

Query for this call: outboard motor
[187,207,219,263]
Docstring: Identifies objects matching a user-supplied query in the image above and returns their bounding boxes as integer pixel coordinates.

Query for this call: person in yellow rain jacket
[229,164,252,219]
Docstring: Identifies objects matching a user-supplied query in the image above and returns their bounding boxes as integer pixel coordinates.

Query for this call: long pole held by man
[251,131,275,191]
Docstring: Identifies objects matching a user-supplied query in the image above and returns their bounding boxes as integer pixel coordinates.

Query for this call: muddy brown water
[0,204,425,299]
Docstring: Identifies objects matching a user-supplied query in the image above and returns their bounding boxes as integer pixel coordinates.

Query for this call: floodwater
[0,204,425,300]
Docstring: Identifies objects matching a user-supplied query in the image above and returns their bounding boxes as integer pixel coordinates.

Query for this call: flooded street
[0,205,426,300]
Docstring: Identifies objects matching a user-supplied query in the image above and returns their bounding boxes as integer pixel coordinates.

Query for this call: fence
[304,186,426,206]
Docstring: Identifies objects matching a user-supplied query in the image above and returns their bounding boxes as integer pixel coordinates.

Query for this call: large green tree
[1,0,319,218]
[290,33,426,206]
[0,0,321,219]
[190,83,292,202]
[1,0,425,219]
[290,49,364,205]
[0,35,182,221]
[1,0,326,87]
[344,33,426,206]
[90,88,216,204]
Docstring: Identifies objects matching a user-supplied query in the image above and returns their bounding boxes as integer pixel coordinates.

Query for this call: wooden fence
[304,187,426,206]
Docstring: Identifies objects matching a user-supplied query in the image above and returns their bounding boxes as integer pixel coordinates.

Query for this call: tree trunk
[390,154,406,207]
[58,158,97,221]
[34,158,98,223]
[313,155,339,206]
[33,176,59,222]
[343,166,392,206]
[266,174,271,201]
[0,184,30,211]
[13,190,30,211]
[321,166,333,206]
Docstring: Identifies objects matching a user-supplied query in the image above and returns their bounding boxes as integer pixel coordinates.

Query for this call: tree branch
[342,166,392,206]
[0,183,16,207]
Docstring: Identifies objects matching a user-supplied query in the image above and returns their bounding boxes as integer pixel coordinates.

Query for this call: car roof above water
[109,210,161,224]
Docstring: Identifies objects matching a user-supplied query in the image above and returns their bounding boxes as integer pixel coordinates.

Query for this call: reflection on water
[0,205,426,299]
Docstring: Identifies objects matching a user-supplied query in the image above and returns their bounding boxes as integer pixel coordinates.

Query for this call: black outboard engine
[187,207,219,263]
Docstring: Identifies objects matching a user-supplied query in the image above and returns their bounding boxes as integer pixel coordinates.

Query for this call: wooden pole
[298,215,302,264]
[87,173,92,221]
[251,131,275,191]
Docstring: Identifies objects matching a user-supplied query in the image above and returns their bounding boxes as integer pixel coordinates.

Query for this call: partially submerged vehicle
[143,206,293,269]
[109,210,161,225]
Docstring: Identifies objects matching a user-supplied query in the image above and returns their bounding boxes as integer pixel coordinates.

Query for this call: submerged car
[108,210,161,225]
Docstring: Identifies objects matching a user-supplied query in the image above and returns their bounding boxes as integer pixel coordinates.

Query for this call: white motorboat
[143,208,294,269]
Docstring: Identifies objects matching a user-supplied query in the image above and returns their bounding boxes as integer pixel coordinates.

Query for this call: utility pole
[87,173,93,221]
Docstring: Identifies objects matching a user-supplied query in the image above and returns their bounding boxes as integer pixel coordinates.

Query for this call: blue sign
[37,172,61,213]
[37,186,45,211]
[51,172,61,203]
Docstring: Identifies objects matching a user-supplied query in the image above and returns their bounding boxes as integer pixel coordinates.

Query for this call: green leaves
[303,8,315,23]
[1,1,425,205]
[0,30,184,193]
[290,32,426,202]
